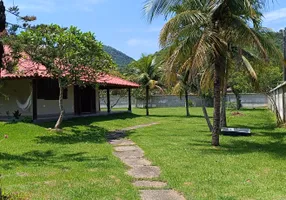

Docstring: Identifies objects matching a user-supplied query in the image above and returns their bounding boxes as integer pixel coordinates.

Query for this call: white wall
[37,85,74,115]
[0,79,32,116]
[0,79,75,117]
[270,83,286,122]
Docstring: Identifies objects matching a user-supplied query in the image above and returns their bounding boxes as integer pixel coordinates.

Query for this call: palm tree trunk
[212,58,222,146]
[185,89,190,117]
[267,92,283,126]
[202,97,213,132]
[146,86,149,116]
[220,75,227,128]
[55,79,65,129]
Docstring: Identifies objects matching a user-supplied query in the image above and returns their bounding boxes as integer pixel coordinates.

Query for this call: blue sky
[5,0,286,60]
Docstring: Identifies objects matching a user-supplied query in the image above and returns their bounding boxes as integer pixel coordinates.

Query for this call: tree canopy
[8,24,114,128]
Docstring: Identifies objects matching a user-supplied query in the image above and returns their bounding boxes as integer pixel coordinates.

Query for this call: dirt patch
[231,112,244,116]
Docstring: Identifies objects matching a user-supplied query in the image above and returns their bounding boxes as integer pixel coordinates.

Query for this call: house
[0,53,139,121]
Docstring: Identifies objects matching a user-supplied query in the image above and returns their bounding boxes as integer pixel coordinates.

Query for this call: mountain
[103,45,134,68]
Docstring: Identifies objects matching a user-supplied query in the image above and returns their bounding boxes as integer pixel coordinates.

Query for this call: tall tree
[10,24,113,129]
[128,54,162,116]
[145,0,271,146]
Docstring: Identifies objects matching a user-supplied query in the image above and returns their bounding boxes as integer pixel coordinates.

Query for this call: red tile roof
[96,74,140,88]
[0,48,139,88]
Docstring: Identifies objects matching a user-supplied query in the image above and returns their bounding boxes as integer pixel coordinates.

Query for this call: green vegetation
[0,118,140,199]
[1,108,286,199]
[8,24,114,129]
[128,54,163,116]
[103,45,134,68]
[144,0,280,146]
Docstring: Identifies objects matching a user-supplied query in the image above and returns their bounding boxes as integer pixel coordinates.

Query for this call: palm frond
[242,55,258,81]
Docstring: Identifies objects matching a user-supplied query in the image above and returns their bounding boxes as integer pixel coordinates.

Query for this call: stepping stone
[114,150,144,159]
[121,158,152,167]
[107,131,126,140]
[140,190,185,200]
[133,180,167,188]
[109,139,136,146]
[128,166,160,179]
[114,146,142,152]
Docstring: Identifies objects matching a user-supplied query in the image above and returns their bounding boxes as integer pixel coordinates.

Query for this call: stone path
[108,123,185,200]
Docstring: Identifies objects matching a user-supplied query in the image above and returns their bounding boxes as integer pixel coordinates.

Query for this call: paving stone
[109,139,136,146]
[121,158,152,167]
[133,181,167,188]
[114,146,142,152]
[106,131,126,140]
[140,190,185,200]
[108,123,185,200]
[127,166,160,179]
[113,150,144,159]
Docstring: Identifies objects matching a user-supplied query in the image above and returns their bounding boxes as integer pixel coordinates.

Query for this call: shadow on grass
[35,125,107,145]
[0,150,109,170]
[146,114,211,119]
[189,131,286,158]
[39,112,142,129]
[34,112,142,145]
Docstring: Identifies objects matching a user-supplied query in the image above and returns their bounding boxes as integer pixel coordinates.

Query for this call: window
[37,79,68,100]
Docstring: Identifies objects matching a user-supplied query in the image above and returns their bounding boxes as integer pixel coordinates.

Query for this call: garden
[1,107,285,199]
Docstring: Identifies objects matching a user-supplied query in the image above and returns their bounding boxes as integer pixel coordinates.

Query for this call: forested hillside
[103,45,134,68]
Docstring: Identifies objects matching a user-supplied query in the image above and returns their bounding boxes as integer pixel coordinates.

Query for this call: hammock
[16,92,32,111]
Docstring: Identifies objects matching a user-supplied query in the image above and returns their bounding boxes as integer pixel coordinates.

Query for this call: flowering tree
[10,24,114,128]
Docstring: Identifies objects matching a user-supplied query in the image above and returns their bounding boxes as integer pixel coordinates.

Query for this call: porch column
[107,88,111,113]
[128,88,132,112]
[32,79,38,121]
[74,85,81,115]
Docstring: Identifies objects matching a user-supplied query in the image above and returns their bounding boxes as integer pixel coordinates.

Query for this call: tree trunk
[232,87,242,110]
[236,93,242,110]
[185,89,190,117]
[212,58,222,146]
[220,75,227,128]
[146,86,149,116]
[54,79,65,129]
[267,92,283,126]
[202,97,213,132]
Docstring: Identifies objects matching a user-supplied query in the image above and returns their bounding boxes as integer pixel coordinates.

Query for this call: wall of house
[37,86,74,115]
[0,79,75,117]
[0,79,32,116]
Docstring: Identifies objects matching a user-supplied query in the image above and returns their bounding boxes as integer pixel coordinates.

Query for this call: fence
[100,94,268,109]
[269,82,286,122]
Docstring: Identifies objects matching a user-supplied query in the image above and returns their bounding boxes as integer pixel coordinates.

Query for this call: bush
[188,100,194,107]
[226,101,237,110]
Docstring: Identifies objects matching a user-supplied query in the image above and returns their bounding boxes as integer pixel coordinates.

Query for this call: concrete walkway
[108,123,185,200]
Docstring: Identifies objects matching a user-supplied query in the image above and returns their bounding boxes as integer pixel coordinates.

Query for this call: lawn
[0,107,286,199]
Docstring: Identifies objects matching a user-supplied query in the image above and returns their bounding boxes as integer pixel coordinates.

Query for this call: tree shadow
[35,112,142,145]
[189,132,286,158]
[38,112,142,129]
[0,150,109,170]
[35,125,108,145]
[146,114,211,119]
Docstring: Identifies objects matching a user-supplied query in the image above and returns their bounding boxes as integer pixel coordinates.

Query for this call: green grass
[0,107,286,199]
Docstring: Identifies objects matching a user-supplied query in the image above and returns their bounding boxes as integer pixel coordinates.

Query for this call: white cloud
[118,26,162,33]
[127,38,157,47]
[118,28,134,33]
[74,0,106,11]
[264,7,286,23]
[146,27,162,33]
[9,0,56,12]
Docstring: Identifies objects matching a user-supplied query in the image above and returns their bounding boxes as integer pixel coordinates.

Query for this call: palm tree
[170,70,192,116]
[129,54,162,116]
[144,0,270,146]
